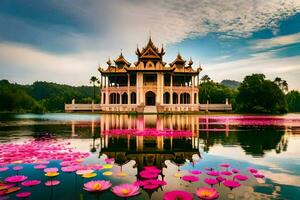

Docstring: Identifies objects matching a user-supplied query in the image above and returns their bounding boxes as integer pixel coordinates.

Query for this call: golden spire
[106,57,112,66]
[188,57,193,66]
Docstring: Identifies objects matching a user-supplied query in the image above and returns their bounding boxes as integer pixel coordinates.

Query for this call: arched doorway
[130,92,136,104]
[121,93,128,104]
[173,93,178,104]
[145,91,156,105]
[180,93,190,104]
[163,92,170,104]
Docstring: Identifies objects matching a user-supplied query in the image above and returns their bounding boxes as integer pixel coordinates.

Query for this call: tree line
[0,79,100,113]
[199,74,300,113]
[0,73,300,114]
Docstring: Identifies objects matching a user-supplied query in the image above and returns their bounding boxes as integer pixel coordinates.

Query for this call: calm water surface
[0,113,300,200]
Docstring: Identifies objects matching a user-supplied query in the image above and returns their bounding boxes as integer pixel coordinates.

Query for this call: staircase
[143,106,157,114]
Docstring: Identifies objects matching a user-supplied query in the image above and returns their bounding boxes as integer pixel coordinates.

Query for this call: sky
[0,0,300,90]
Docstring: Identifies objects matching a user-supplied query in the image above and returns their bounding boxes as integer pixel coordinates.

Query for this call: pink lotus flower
[112,183,139,198]
[216,176,226,182]
[195,187,219,200]
[61,166,78,172]
[223,180,241,190]
[189,170,202,175]
[5,175,28,183]
[253,173,265,178]
[45,180,60,186]
[204,178,218,186]
[0,167,8,172]
[163,190,193,200]
[142,167,161,174]
[21,180,41,187]
[13,166,23,171]
[143,166,158,170]
[234,174,248,181]
[76,169,94,175]
[220,171,232,176]
[16,191,31,198]
[59,161,71,166]
[206,171,219,176]
[134,179,167,189]
[83,180,112,192]
[36,160,50,165]
[182,175,199,182]
[105,158,115,164]
[34,165,46,169]
[220,163,230,168]
[139,170,159,179]
[91,165,103,171]
[248,167,258,173]
[232,168,239,173]
[44,167,58,173]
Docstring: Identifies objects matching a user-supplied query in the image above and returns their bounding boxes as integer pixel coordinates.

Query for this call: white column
[105,76,109,106]
[192,76,195,105]
[137,72,143,105]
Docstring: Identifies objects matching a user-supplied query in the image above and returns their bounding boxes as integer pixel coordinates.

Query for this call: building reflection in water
[99,115,201,170]
[70,114,295,168]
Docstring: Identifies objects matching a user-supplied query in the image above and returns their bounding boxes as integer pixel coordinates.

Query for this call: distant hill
[0,80,99,113]
[221,79,241,89]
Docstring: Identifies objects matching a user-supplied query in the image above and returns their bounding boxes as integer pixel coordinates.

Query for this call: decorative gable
[140,47,160,59]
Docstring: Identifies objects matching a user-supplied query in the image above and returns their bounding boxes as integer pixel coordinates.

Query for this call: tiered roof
[98,37,202,74]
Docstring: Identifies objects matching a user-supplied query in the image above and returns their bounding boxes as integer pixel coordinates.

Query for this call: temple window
[163,92,170,104]
[121,93,128,104]
[130,74,137,86]
[143,74,157,86]
[164,74,171,86]
[131,92,137,104]
[180,93,190,104]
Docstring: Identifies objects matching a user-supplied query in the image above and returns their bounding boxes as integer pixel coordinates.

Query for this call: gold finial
[106,57,112,66]
[188,57,193,66]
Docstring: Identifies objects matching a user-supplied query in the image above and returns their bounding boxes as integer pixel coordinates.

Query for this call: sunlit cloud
[251,33,300,50]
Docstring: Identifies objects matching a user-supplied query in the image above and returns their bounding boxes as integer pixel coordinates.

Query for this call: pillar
[105,76,109,106]
[128,74,131,105]
[157,72,163,104]
[136,72,143,105]
[191,76,195,105]
[170,74,173,104]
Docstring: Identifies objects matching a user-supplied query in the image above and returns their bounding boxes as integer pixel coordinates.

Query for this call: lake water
[0,113,300,200]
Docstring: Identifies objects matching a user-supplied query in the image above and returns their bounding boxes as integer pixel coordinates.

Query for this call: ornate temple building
[98,37,202,113]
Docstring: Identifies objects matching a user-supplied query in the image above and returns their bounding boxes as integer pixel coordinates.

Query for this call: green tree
[285,90,300,112]
[199,77,236,104]
[0,80,100,112]
[235,74,287,113]
[90,76,99,101]
[274,77,288,93]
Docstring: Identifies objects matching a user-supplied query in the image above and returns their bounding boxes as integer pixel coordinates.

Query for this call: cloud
[1,0,300,54]
[251,33,300,50]
[0,42,101,85]
[204,51,300,90]
[260,170,300,187]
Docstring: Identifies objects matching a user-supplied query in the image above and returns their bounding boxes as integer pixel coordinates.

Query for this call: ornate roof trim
[170,53,186,66]
[114,53,131,66]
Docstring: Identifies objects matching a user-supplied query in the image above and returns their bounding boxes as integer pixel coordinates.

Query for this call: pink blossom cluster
[102,128,192,137]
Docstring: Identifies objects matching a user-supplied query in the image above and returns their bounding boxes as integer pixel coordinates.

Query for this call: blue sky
[0,0,300,90]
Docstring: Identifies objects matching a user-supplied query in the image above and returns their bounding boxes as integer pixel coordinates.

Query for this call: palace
[98,37,202,113]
